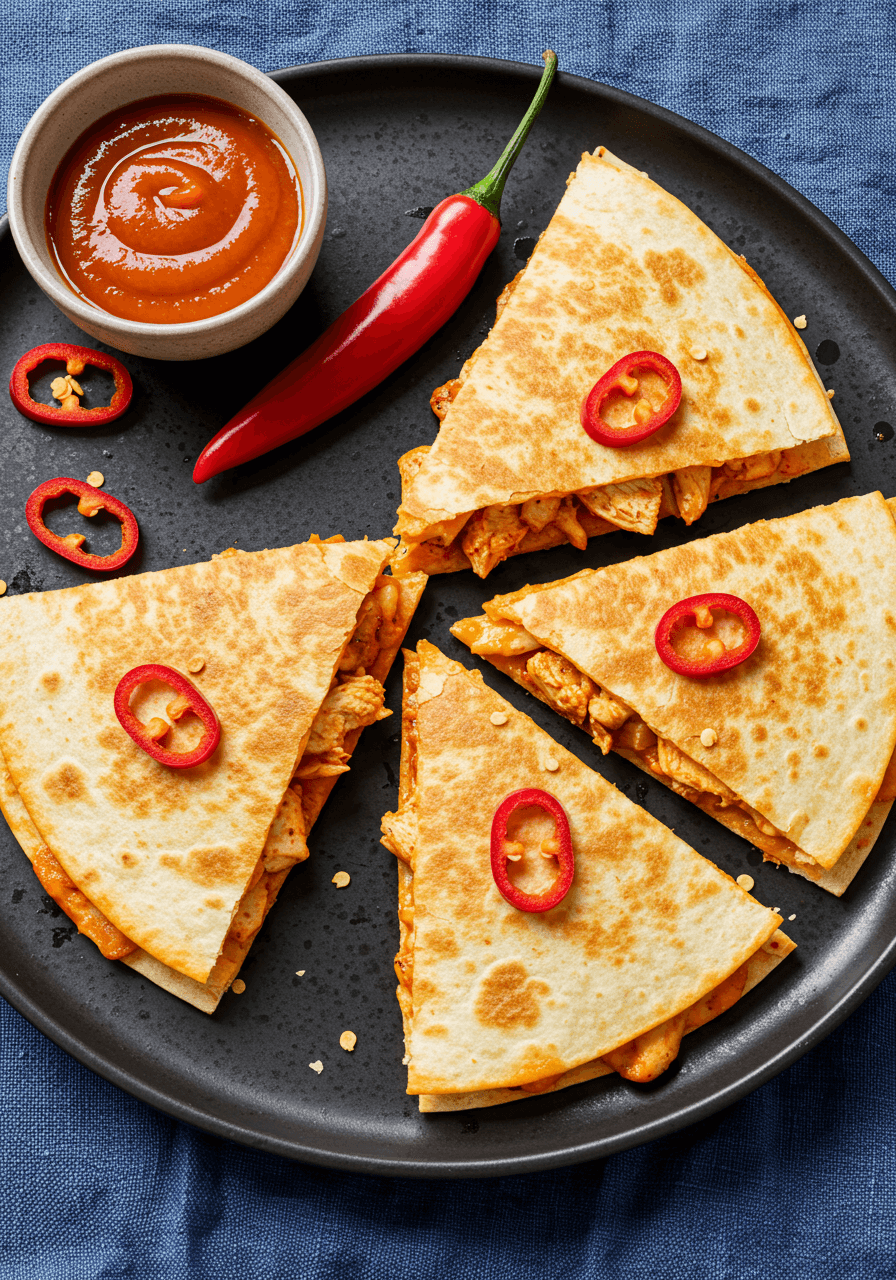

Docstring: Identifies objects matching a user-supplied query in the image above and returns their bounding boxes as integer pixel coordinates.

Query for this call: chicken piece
[520,495,561,533]
[655,737,738,803]
[381,806,418,868]
[339,591,383,672]
[552,496,588,550]
[613,716,657,753]
[587,689,631,731]
[578,478,664,535]
[603,962,749,1081]
[525,651,595,724]
[262,785,310,874]
[451,614,542,657]
[726,450,782,482]
[229,879,269,946]
[589,721,613,755]
[658,474,678,519]
[602,1013,687,1082]
[461,504,529,578]
[671,465,712,526]
[302,674,391,765]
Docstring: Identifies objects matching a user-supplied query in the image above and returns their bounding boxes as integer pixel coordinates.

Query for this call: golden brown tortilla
[381,643,787,1101]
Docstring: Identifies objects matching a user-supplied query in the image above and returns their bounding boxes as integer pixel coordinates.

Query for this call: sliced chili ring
[9,343,133,427]
[490,787,575,913]
[654,592,761,677]
[581,350,682,447]
[114,664,221,769]
[25,477,139,572]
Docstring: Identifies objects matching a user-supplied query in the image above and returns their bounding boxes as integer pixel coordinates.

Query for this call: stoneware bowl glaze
[7,45,327,361]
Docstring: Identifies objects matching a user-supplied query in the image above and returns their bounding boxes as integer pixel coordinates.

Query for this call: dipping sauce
[45,94,303,324]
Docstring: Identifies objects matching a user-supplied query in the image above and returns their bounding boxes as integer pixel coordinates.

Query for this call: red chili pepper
[192,52,558,484]
[654,593,761,677]
[25,477,139,572]
[581,350,682,447]
[490,787,575,913]
[9,343,133,427]
[114,665,221,769]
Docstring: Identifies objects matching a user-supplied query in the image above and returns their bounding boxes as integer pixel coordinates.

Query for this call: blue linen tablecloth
[3,2,896,1275]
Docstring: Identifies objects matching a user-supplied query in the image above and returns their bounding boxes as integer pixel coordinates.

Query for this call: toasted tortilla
[0,538,421,999]
[394,146,848,573]
[453,493,896,892]
[381,642,788,1102]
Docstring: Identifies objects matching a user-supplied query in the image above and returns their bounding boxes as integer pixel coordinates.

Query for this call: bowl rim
[6,43,327,338]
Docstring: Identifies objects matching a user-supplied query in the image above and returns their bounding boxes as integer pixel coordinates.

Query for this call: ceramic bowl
[7,45,327,361]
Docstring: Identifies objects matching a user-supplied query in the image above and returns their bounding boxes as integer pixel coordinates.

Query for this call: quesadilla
[381,642,794,1111]
[452,493,896,896]
[392,146,848,579]
[0,536,425,1012]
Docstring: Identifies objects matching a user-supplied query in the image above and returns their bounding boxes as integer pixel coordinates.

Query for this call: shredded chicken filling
[27,571,402,987]
[395,367,799,578]
[453,613,833,871]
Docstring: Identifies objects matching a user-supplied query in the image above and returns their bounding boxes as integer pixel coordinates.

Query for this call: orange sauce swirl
[45,94,303,324]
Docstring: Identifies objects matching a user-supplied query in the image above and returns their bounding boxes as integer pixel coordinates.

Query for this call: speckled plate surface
[1,55,896,1178]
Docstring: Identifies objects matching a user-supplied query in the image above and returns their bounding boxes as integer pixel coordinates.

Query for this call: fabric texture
[3,1,896,1275]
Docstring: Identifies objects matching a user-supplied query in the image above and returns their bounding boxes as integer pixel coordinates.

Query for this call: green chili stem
[461,50,558,220]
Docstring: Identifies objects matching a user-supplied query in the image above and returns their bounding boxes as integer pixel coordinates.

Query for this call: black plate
[2,54,896,1179]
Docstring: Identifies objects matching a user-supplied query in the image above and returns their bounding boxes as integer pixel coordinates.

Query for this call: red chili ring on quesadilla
[581,350,682,447]
[114,664,221,768]
[490,787,574,911]
[25,477,139,572]
[654,593,760,677]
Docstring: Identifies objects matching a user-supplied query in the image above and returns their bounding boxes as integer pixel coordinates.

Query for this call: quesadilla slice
[0,536,425,1012]
[392,146,848,578]
[452,493,896,896]
[381,642,793,1111]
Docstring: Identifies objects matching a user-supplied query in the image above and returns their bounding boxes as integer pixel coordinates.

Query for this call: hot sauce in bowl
[45,94,303,324]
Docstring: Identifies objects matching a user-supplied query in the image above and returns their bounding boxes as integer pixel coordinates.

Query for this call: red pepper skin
[581,350,682,447]
[193,196,499,482]
[193,50,559,484]
[654,592,761,677]
[114,665,221,769]
[9,343,133,427]
[490,788,575,913]
[25,477,139,572]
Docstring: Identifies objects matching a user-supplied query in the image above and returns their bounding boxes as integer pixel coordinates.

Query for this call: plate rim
[2,53,896,1178]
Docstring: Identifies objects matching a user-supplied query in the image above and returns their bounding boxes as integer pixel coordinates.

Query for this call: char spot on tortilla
[204,896,224,910]
[40,672,61,694]
[474,960,549,1030]
[160,846,244,889]
[426,925,459,958]
[422,1024,449,1038]
[753,725,768,742]
[120,851,138,867]
[745,398,761,413]
[43,761,90,804]
[643,247,706,306]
